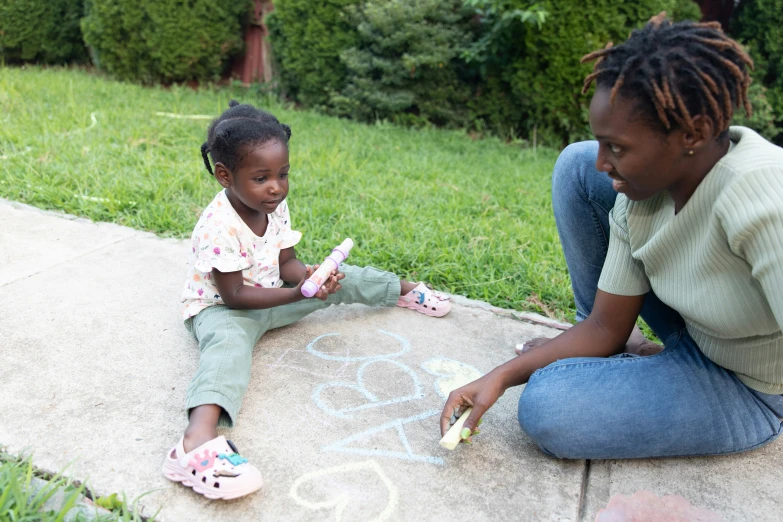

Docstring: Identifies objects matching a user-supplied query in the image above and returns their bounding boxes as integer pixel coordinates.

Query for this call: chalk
[301,238,353,298]
[439,407,472,451]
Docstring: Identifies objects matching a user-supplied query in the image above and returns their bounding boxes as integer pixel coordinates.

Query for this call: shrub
[732,82,781,142]
[329,0,474,127]
[266,0,362,109]
[0,0,87,64]
[731,0,783,145]
[488,0,702,146]
[81,0,250,84]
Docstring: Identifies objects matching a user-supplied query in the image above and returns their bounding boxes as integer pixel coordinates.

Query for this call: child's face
[224,139,290,214]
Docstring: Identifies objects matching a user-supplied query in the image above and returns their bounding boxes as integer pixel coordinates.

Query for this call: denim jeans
[517,141,783,459]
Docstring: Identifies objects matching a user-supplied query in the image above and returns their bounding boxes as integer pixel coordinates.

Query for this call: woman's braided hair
[201,100,291,176]
[581,12,753,136]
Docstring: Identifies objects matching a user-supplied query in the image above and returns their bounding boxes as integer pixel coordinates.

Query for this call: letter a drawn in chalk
[322,410,445,466]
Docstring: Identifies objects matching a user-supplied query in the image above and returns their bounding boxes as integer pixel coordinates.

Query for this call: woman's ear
[214,163,232,189]
[682,114,716,152]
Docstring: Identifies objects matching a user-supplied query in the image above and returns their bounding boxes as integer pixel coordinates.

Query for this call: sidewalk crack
[576,459,591,521]
[1,235,138,289]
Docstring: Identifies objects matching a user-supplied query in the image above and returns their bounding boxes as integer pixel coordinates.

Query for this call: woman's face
[589,87,690,201]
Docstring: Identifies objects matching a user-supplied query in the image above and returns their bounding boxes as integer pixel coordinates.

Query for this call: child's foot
[397,282,451,317]
[162,435,263,500]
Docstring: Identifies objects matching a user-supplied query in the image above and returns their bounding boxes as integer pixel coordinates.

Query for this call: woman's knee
[517,368,607,459]
[551,141,598,206]
[517,379,569,458]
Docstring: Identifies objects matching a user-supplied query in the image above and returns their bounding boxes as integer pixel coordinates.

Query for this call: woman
[441,13,783,459]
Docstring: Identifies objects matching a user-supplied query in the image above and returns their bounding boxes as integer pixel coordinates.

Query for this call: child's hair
[200,100,292,176]
[580,12,753,136]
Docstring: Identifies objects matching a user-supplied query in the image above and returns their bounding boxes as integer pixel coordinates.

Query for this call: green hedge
[269,0,703,145]
[0,0,87,64]
[330,0,474,127]
[81,0,251,83]
[489,0,702,144]
[732,0,783,144]
[267,0,362,109]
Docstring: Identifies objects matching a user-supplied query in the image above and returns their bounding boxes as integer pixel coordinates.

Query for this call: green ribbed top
[598,127,783,394]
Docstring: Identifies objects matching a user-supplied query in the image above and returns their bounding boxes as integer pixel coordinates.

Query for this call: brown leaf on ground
[525,293,558,320]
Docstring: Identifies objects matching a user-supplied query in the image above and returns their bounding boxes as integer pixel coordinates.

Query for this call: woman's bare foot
[515,337,549,355]
[515,325,662,356]
[626,327,663,356]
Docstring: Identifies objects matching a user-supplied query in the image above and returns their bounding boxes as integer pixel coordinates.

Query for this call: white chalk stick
[439,407,473,451]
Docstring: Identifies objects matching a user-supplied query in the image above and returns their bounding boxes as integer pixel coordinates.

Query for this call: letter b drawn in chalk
[312,359,425,418]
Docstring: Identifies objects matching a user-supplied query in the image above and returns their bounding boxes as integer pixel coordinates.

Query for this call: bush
[474,0,702,146]
[0,0,87,64]
[266,0,362,109]
[732,82,781,142]
[267,0,702,143]
[731,0,783,145]
[81,0,250,84]
[329,0,474,127]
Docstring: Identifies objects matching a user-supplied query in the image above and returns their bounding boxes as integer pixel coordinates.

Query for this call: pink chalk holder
[301,238,354,298]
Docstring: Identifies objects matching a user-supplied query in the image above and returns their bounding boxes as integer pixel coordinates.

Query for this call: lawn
[0,66,573,319]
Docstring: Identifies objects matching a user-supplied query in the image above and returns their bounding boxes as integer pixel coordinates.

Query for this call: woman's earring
[688,150,694,155]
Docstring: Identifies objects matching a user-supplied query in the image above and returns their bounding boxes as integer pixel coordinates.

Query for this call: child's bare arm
[212,268,304,309]
[278,246,307,285]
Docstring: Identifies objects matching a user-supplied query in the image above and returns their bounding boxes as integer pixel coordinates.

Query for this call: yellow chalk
[439,407,472,451]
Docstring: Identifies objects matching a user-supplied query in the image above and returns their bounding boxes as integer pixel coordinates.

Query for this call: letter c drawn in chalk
[312,359,425,418]
[306,330,410,361]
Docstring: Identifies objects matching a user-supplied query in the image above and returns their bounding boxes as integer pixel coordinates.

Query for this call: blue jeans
[517,141,783,459]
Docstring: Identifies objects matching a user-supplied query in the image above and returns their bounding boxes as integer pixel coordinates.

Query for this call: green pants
[184,264,401,427]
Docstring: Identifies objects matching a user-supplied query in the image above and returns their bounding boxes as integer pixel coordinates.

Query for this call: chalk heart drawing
[312,359,424,418]
[290,460,399,522]
[421,357,483,399]
[323,410,444,465]
[306,330,410,361]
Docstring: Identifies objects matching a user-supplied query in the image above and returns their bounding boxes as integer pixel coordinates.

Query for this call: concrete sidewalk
[0,199,780,521]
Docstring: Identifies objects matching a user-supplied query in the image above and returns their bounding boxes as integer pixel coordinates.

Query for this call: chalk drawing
[322,410,445,465]
[420,358,483,399]
[307,330,410,362]
[265,363,346,381]
[312,359,425,418]
[290,459,398,522]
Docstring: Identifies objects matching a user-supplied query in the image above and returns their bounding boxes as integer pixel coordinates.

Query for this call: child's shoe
[397,282,451,317]
[162,435,263,500]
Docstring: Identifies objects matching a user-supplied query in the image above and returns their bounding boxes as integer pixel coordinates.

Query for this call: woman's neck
[669,137,731,214]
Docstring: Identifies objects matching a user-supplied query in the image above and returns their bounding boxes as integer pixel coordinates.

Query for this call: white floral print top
[181,189,302,319]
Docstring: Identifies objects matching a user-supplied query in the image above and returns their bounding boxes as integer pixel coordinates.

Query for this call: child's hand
[321,269,344,296]
[303,265,344,301]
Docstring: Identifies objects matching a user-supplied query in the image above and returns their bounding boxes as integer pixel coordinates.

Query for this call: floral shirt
[181,190,302,319]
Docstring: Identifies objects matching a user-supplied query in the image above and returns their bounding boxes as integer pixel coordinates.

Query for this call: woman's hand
[440,372,507,443]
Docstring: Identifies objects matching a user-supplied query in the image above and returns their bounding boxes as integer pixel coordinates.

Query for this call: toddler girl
[162,101,450,500]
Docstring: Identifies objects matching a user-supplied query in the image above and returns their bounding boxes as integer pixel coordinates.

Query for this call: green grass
[0,450,152,521]
[0,66,574,319]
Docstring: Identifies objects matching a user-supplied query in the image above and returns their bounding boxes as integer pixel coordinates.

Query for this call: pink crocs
[162,436,263,500]
[397,282,451,317]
